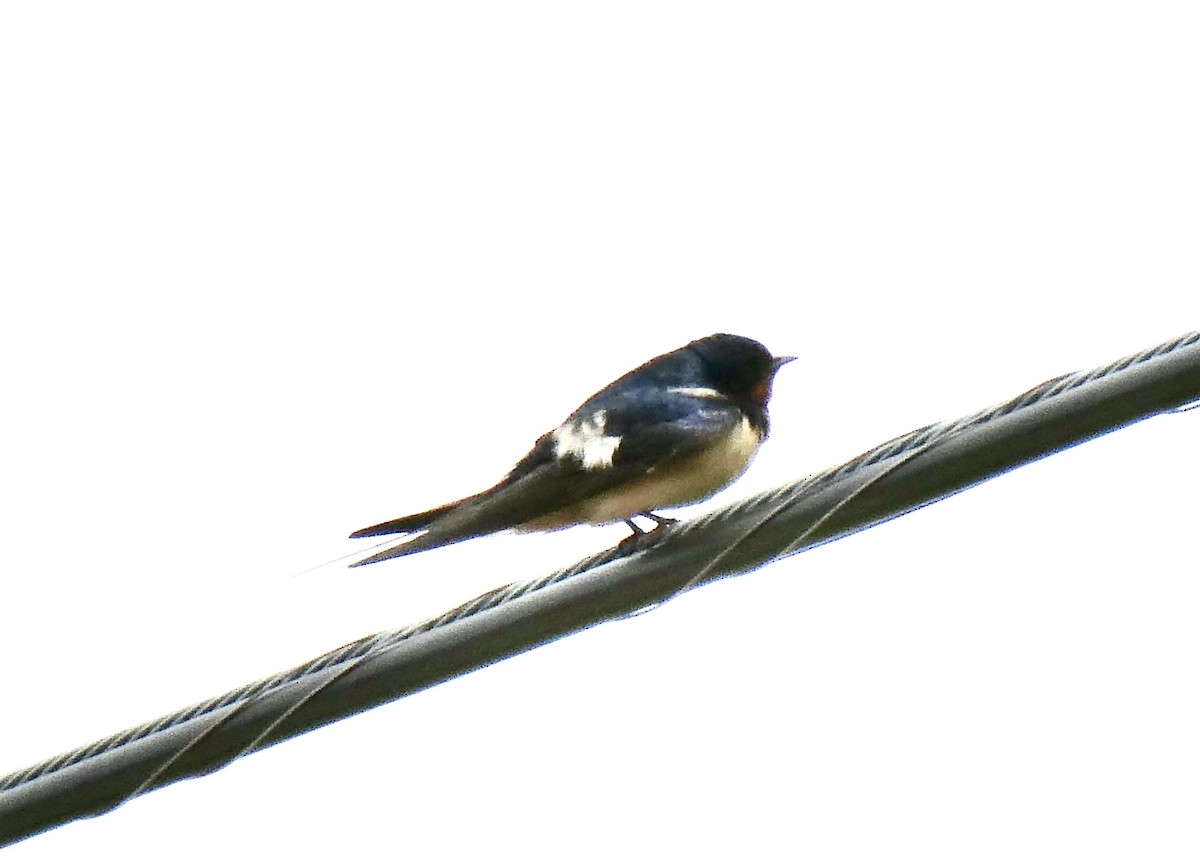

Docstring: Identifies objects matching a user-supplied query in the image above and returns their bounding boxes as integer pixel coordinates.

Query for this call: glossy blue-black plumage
[349,334,791,565]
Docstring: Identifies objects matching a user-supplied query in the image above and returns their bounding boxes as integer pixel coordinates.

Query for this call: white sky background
[2,2,1198,864]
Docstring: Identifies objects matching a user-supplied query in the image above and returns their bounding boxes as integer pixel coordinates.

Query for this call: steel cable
[1,330,1197,847]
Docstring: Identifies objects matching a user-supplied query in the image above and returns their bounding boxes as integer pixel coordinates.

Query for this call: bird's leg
[617,520,644,556]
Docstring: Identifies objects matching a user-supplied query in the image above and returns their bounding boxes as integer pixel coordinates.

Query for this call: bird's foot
[639,512,678,530]
[617,513,678,555]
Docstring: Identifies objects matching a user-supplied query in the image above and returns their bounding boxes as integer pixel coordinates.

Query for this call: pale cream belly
[522,417,762,530]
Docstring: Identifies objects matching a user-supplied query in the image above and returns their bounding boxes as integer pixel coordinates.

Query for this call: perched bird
[349,333,793,566]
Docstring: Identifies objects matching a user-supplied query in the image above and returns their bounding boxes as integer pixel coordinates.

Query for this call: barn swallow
[349,333,793,566]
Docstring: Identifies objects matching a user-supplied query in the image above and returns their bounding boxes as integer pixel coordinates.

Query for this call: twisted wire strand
[0,522,641,793]
[2,330,1197,846]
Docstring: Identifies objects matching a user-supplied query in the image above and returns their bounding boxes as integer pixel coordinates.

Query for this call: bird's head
[689,333,795,407]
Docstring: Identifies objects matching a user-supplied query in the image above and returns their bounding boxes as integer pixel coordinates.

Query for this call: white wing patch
[667,386,723,399]
[552,410,622,470]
